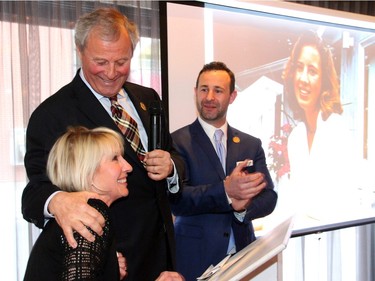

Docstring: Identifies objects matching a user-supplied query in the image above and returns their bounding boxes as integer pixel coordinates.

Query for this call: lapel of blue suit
[192,119,226,178]
[226,126,242,175]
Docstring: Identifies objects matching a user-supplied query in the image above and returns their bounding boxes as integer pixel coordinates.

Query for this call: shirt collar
[79,69,127,102]
[79,69,104,101]
[198,116,228,141]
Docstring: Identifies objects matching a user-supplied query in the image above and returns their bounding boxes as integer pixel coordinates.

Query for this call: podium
[198,216,294,281]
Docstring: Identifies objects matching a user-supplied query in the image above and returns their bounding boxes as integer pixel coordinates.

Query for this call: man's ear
[229,90,237,104]
[76,47,83,61]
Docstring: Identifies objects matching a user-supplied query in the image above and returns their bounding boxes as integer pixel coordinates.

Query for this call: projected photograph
[223,14,375,231]
[164,1,375,234]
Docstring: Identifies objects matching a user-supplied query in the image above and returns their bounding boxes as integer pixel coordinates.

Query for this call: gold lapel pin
[232,136,240,143]
[140,102,147,111]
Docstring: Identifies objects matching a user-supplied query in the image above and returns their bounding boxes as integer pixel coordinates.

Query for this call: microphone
[149,100,163,151]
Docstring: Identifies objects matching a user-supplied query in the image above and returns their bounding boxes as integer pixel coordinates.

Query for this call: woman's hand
[117,252,127,280]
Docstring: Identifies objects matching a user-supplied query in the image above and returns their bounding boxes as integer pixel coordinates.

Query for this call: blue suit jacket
[170,119,277,281]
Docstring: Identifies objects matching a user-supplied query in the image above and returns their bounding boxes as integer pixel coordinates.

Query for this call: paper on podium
[198,216,294,281]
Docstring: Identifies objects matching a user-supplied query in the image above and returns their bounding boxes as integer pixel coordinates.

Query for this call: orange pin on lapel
[140,102,147,111]
[233,136,240,143]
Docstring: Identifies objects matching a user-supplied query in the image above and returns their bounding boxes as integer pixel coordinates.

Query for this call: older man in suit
[22,8,184,281]
[171,61,278,281]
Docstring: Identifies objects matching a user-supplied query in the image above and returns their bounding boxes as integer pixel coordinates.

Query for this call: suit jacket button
[223,232,229,237]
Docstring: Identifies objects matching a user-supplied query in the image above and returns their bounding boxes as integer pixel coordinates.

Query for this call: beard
[197,100,226,123]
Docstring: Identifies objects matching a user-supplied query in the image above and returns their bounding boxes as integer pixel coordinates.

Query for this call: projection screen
[160,0,375,236]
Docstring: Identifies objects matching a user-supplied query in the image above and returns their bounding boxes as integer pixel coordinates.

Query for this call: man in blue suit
[170,61,278,281]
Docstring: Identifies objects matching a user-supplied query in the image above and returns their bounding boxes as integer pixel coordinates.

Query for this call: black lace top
[24,199,119,281]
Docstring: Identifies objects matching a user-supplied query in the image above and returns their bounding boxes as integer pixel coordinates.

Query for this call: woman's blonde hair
[47,126,124,192]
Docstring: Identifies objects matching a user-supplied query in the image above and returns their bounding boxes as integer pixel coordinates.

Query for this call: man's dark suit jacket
[22,70,183,281]
[171,119,278,281]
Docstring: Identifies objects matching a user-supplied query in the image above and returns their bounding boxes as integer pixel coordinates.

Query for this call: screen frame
[159,0,375,236]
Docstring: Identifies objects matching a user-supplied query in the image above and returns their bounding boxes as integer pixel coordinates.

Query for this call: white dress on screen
[285,111,357,281]
[287,111,355,218]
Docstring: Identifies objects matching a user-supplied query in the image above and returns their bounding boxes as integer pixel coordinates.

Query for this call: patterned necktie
[214,129,226,172]
[109,95,146,164]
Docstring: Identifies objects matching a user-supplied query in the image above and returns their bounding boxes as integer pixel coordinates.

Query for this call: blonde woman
[24,126,132,280]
